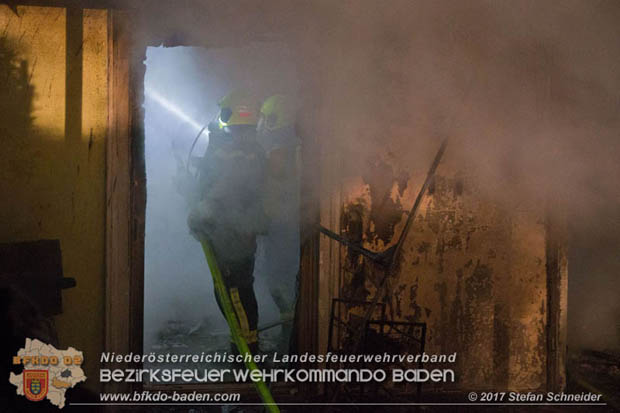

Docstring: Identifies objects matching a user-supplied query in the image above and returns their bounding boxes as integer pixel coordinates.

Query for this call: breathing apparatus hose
[199,240,280,413]
[186,123,209,176]
[187,110,221,176]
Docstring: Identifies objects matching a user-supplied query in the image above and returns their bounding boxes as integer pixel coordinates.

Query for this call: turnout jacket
[193,128,268,255]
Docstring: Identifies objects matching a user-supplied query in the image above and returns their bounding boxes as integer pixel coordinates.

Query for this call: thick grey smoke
[143,44,298,352]
[138,0,619,351]
[143,46,220,352]
[290,0,620,351]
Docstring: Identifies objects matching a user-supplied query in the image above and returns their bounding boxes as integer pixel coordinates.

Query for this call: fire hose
[200,239,280,413]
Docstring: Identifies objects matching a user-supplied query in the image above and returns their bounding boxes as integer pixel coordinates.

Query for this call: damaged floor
[147,318,290,384]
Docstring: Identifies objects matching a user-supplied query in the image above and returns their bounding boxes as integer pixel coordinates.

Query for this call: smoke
[143,46,215,351]
[137,0,620,350]
[288,0,620,350]
[143,44,298,351]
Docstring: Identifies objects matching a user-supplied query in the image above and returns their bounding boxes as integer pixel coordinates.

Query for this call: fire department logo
[23,370,49,402]
[9,338,87,408]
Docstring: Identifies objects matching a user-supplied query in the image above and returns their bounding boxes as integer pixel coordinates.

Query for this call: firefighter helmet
[258,94,295,132]
[217,90,260,128]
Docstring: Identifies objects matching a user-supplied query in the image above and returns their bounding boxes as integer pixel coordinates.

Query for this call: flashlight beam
[145,88,203,131]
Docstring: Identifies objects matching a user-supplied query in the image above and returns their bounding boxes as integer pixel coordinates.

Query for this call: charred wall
[292,3,566,391]
[336,158,551,391]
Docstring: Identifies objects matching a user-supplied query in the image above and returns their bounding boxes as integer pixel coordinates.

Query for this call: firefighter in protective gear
[255,94,300,351]
[188,90,267,353]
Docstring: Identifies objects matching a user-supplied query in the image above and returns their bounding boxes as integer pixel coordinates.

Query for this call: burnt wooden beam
[545,213,568,392]
[104,8,133,395]
[104,6,146,396]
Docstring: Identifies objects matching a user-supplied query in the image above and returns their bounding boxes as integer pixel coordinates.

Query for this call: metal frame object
[362,320,427,402]
[327,298,387,354]
[320,139,447,405]
[325,298,386,403]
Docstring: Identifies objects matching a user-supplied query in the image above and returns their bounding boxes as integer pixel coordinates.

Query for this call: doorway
[142,43,300,382]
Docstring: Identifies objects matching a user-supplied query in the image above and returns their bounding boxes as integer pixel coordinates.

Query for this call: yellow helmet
[217,90,260,128]
[259,94,296,132]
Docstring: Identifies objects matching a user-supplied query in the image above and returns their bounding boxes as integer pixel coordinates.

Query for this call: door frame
[104,9,321,397]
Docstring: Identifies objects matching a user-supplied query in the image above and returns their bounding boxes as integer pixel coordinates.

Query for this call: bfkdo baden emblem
[23,370,48,402]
